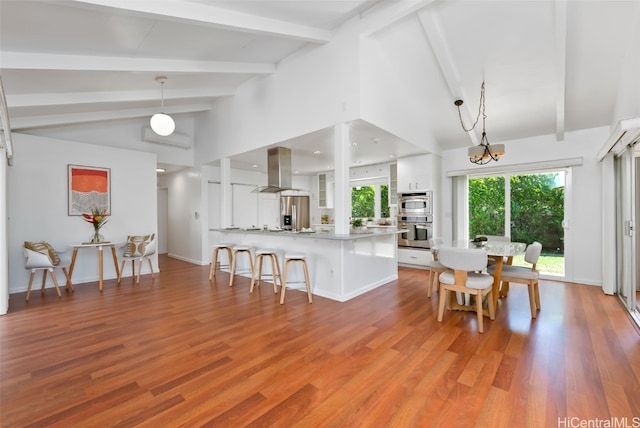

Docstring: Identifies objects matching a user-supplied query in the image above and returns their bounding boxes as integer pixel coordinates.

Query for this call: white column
[220,158,232,228]
[333,123,351,235]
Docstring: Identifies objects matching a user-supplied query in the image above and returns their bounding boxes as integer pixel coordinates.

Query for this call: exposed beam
[418,9,479,145]
[360,0,436,37]
[555,0,567,142]
[10,103,213,130]
[68,0,332,43]
[0,52,275,74]
[7,89,236,108]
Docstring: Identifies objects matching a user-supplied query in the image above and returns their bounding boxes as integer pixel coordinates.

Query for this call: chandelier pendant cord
[454,81,503,165]
[457,81,486,134]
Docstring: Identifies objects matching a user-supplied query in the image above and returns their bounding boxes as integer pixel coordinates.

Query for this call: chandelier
[454,81,504,164]
[150,76,175,136]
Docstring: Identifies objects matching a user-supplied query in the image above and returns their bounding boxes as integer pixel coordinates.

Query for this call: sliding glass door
[614,147,637,317]
[469,171,566,277]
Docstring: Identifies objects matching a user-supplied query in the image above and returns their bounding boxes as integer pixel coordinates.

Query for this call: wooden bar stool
[229,246,254,287]
[280,253,312,304]
[209,243,232,281]
[250,249,282,294]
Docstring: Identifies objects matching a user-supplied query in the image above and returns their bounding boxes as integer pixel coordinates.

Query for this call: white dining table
[434,240,527,310]
[68,242,122,291]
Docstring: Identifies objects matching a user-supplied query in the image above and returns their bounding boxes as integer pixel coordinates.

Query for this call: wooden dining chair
[489,241,542,318]
[437,246,495,333]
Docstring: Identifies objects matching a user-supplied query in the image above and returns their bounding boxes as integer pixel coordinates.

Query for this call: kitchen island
[209,227,404,302]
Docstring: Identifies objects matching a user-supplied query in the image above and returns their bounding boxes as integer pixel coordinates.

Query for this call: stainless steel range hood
[256,147,293,193]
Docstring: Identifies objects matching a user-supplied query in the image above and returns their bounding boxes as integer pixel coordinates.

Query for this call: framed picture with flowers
[68,165,111,216]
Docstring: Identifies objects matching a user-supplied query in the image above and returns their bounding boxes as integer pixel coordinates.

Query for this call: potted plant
[351,218,364,230]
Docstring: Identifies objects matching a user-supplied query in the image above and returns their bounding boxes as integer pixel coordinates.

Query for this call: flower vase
[90,230,104,244]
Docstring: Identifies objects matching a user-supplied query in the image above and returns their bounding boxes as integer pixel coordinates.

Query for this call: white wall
[196,17,362,164]
[441,126,609,286]
[7,133,158,295]
[359,19,441,155]
[25,116,195,167]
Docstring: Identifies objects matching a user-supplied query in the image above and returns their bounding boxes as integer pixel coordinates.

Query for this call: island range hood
[256,146,293,193]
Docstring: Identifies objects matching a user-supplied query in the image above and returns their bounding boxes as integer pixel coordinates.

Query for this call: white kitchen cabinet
[318,172,334,208]
[397,248,430,269]
[397,154,433,192]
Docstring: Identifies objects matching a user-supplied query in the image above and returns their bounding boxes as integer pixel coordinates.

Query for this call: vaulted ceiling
[1,0,638,174]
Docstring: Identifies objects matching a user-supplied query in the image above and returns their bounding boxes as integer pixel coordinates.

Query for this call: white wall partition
[7,133,158,295]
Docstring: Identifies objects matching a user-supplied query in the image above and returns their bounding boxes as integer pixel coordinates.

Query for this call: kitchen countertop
[211,227,406,240]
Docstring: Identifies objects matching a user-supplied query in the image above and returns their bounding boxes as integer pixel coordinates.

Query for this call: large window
[469,171,565,275]
[351,184,390,219]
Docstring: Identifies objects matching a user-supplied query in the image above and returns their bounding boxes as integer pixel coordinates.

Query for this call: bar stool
[280,253,312,304]
[229,246,254,287]
[209,243,232,281]
[250,249,282,294]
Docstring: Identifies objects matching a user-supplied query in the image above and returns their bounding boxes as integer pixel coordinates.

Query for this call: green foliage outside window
[381,185,390,218]
[352,186,375,218]
[469,176,505,237]
[351,184,390,219]
[469,173,564,255]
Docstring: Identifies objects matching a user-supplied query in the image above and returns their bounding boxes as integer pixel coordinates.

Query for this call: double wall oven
[397,191,433,249]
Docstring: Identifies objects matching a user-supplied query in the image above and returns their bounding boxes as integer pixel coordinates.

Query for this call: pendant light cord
[456,81,487,135]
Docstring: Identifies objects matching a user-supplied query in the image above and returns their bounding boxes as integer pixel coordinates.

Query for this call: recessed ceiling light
[252,164,258,168]
[294,170,299,174]
[389,154,395,158]
[349,142,358,147]
[156,168,166,173]
[355,160,362,164]
[313,150,321,154]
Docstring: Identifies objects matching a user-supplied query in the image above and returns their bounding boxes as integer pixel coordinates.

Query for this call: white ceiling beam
[418,9,479,145]
[10,103,214,130]
[555,0,567,142]
[7,89,235,108]
[0,52,275,74]
[68,0,332,43]
[360,0,436,37]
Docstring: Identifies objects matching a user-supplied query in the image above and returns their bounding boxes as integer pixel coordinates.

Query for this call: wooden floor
[1,255,639,427]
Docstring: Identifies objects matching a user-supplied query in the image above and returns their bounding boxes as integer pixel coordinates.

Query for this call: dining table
[433,240,527,313]
[68,242,121,291]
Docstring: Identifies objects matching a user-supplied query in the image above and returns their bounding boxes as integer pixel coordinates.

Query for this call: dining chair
[23,241,74,301]
[437,246,495,333]
[118,233,156,284]
[426,238,446,298]
[489,241,542,318]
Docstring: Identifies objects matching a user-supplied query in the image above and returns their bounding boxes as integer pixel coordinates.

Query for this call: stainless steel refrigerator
[280,195,310,231]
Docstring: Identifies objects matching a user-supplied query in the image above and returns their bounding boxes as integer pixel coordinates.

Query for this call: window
[351,184,390,219]
[468,171,565,276]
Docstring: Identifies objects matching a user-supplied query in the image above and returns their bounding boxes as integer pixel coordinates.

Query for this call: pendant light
[454,81,504,165]
[150,76,175,136]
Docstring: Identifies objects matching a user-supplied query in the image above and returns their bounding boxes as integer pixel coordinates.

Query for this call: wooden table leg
[98,247,104,292]
[68,248,79,280]
[110,246,120,279]
[489,255,503,309]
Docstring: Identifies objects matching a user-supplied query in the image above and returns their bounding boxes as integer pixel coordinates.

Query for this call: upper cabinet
[318,172,334,208]
[397,154,437,192]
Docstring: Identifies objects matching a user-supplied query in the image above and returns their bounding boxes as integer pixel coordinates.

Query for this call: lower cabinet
[397,248,431,269]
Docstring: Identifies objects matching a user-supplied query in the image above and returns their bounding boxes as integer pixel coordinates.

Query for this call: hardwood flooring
[1,255,639,427]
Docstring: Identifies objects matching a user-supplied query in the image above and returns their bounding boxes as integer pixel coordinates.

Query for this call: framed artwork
[68,165,111,216]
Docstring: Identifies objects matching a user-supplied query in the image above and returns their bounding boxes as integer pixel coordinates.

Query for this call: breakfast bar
[210,228,404,302]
